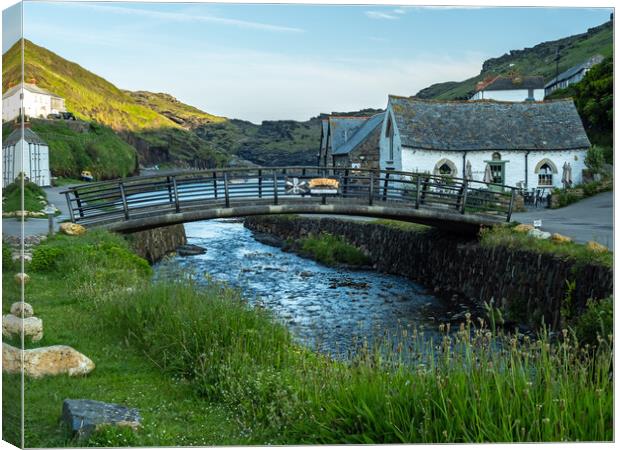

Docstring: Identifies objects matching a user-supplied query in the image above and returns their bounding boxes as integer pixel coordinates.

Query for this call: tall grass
[100,276,613,443]
[298,233,371,267]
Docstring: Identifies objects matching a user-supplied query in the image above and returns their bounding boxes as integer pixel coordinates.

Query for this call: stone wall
[126,224,186,264]
[244,216,612,330]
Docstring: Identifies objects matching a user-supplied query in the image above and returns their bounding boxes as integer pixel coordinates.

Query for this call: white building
[544,54,605,96]
[470,76,545,102]
[2,82,66,122]
[2,125,51,187]
[380,96,590,191]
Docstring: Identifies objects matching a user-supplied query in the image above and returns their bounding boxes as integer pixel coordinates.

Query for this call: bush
[574,297,613,347]
[2,177,48,213]
[584,145,605,174]
[299,233,371,267]
[2,244,14,272]
[30,245,65,272]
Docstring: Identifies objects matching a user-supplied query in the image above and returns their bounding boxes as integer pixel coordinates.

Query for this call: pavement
[512,191,613,249]
[2,186,70,238]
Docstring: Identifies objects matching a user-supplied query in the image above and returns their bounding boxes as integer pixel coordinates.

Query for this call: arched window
[433,158,457,176]
[538,163,553,186]
[492,152,501,161]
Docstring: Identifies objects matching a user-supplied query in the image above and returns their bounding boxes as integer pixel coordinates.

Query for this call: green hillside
[2,40,230,169]
[2,119,137,179]
[416,20,613,100]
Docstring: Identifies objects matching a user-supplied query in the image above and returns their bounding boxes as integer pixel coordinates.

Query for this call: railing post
[65,192,75,222]
[273,172,279,205]
[459,180,468,214]
[223,172,230,208]
[343,169,349,196]
[382,171,389,201]
[420,176,429,206]
[507,188,516,222]
[258,169,263,199]
[119,182,130,220]
[415,175,421,209]
[74,190,84,218]
[166,175,173,203]
[213,171,218,199]
[368,171,374,206]
[172,176,180,213]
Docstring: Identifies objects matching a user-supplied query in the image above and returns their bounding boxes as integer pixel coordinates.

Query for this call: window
[438,163,452,175]
[538,163,553,186]
[492,152,501,161]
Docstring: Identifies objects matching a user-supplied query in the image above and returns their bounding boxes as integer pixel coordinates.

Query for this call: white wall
[2,91,21,122]
[2,138,51,187]
[2,89,64,121]
[470,88,545,102]
[399,147,587,189]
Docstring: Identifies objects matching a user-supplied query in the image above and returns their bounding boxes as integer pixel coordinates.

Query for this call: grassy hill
[416,20,613,100]
[2,119,137,180]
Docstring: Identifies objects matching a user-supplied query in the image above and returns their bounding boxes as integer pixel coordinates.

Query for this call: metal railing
[60,167,517,227]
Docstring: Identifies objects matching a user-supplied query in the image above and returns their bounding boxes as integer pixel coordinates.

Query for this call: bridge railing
[60,167,517,226]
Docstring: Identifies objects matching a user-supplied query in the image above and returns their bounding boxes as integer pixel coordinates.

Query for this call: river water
[153,219,479,357]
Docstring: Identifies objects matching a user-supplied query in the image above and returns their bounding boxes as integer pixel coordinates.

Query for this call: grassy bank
[296,232,371,267]
[2,179,47,214]
[2,229,613,445]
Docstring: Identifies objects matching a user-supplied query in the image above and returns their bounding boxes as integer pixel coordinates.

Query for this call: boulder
[551,233,572,244]
[586,241,608,253]
[62,399,141,439]
[60,222,87,236]
[2,314,43,341]
[527,229,551,240]
[2,343,95,378]
[176,244,206,256]
[10,302,34,318]
[14,272,30,284]
[514,223,534,233]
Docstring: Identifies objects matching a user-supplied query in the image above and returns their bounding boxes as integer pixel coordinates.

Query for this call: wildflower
[542,418,550,424]
[465,312,472,321]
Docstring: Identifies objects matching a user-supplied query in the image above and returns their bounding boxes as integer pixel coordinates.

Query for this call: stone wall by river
[244,216,613,330]
[127,224,187,263]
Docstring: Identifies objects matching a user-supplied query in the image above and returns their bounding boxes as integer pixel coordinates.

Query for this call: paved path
[512,191,613,249]
[2,186,70,238]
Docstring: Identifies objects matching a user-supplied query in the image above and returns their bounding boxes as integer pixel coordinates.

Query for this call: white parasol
[483,163,493,184]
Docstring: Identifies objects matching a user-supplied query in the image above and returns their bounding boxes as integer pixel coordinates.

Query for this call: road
[512,191,613,249]
[2,186,70,237]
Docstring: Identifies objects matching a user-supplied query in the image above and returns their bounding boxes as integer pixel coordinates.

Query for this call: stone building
[2,82,66,122]
[470,75,545,102]
[318,113,383,170]
[379,96,590,190]
[544,54,605,96]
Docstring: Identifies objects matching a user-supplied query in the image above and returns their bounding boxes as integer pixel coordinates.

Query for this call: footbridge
[61,167,517,235]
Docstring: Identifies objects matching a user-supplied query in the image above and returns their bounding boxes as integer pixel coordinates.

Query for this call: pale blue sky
[3,1,613,122]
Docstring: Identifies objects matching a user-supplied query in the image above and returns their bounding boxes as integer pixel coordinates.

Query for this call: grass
[298,232,371,267]
[480,225,612,268]
[2,179,47,213]
[550,178,613,209]
[3,229,613,445]
[371,219,431,232]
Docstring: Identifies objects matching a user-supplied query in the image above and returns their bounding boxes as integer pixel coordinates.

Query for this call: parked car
[47,111,76,120]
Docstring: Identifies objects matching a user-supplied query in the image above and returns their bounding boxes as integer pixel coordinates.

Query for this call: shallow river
[154,219,478,357]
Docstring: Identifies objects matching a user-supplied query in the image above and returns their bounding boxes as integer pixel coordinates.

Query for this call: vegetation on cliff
[416,20,612,100]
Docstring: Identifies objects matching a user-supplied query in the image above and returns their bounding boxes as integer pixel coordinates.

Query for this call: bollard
[43,203,56,237]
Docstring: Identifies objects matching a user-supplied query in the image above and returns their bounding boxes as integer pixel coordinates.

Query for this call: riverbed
[154,219,479,357]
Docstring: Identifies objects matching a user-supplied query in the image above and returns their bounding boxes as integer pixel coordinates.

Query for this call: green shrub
[574,297,613,346]
[2,178,48,213]
[299,233,371,267]
[30,245,65,272]
[584,145,605,174]
[2,244,14,272]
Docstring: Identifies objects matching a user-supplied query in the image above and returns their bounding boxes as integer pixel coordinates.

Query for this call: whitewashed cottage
[544,54,605,96]
[2,82,66,122]
[2,124,51,187]
[379,96,590,190]
[470,75,545,102]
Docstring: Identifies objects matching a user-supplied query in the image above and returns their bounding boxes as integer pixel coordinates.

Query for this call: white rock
[14,272,30,284]
[2,343,95,378]
[2,314,43,341]
[10,302,34,318]
[528,228,551,240]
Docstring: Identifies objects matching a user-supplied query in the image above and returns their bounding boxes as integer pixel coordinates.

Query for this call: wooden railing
[61,167,517,227]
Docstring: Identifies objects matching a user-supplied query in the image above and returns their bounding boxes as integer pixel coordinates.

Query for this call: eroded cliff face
[127,224,187,264]
[244,216,613,330]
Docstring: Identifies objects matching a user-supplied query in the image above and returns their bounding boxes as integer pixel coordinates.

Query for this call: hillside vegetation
[2,119,137,180]
[416,20,613,100]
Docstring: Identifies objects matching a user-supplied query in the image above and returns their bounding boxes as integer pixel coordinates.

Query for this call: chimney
[27,77,36,85]
[13,116,32,130]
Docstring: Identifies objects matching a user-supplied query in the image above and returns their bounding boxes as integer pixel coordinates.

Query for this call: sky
[2,1,614,123]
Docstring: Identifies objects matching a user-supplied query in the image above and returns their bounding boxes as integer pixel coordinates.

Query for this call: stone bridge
[61,167,517,235]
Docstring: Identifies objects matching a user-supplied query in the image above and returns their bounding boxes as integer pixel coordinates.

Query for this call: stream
[154,219,480,357]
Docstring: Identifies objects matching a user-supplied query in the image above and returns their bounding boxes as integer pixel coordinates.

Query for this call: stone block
[551,233,572,244]
[62,399,141,439]
[513,223,534,233]
[586,241,608,253]
[527,228,551,240]
[10,302,34,318]
[14,272,30,284]
[2,343,95,378]
[60,222,87,236]
[2,314,43,341]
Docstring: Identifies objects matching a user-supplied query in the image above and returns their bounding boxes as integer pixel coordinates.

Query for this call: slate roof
[332,113,384,155]
[544,54,605,88]
[388,96,590,151]
[2,82,63,100]
[328,116,369,152]
[3,127,48,147]
[478,76,544,92]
